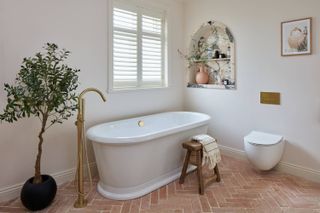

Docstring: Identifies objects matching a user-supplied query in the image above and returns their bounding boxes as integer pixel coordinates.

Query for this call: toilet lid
[244,131,283,145]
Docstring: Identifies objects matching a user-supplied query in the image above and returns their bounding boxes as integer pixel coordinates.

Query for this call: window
[111,2,167,91]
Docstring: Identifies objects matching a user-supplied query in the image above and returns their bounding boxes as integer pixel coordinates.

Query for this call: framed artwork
[281,17,312,56]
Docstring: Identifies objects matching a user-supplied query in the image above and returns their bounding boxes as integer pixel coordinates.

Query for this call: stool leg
[214,164,221,182]
[197,150,204,195]
[179,150,191,184]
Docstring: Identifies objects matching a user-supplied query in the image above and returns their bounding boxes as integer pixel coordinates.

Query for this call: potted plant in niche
[178,36,210,84]
[0,43,80,211]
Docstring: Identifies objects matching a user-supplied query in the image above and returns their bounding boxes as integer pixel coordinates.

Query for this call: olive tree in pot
[0,43,79,211]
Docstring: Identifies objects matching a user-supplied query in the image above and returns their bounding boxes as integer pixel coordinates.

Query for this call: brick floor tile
[159,186,167,200]
[150,190,159,205]
[1,155,320,212]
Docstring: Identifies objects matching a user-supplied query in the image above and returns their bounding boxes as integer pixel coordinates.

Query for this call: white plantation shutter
[113,8,138,88]
[142,15,163,86]
[112,3,166,90]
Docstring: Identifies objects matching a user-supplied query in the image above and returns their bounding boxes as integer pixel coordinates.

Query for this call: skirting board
[1,146,320,202]
[0,162,97,202]
[218,144,320,183]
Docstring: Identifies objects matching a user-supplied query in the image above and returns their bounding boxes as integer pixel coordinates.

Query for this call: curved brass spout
[74,87,106,208]
[78,88,106,120]
[78,87,106,103]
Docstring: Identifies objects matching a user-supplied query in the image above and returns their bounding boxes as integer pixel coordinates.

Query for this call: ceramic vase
[195,64,209,84]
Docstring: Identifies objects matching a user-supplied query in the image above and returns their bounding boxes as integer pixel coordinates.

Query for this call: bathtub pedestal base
[97,166,196,200]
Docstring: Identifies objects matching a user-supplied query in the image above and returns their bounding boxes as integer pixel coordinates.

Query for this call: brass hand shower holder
[74,88,106,208]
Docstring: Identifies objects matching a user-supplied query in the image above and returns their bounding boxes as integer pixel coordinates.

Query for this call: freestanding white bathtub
[87,111,210,200]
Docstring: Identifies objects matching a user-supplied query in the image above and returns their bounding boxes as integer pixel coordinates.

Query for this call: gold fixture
[74,88,106,208]
[138,120,144,127]
[260,92,280,105]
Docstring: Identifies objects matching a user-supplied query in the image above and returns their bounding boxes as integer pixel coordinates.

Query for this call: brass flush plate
[260,92,280,105]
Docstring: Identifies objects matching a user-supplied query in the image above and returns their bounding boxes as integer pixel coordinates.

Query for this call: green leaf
[0,43,80,127]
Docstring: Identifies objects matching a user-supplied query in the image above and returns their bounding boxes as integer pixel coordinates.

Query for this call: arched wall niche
[187,20,236,89]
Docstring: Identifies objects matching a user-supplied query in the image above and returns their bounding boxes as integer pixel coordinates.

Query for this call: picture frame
[281,17,312,56]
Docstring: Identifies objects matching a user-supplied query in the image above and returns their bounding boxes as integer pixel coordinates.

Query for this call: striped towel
[192,134,221,170]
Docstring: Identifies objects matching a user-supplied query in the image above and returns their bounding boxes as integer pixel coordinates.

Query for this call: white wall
[1,0,319,202]
[184,0,320,174]
[0,0,185,200]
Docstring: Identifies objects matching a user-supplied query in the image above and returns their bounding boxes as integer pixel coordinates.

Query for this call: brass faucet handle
[138,120,144,127]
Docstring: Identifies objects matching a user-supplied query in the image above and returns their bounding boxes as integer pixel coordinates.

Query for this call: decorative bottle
[226,46,231,58]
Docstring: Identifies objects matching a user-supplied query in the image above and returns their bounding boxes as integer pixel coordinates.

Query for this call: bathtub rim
[87,111,210,144]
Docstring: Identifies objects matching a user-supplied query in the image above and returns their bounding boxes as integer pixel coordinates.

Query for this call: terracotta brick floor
[1,155,320,212]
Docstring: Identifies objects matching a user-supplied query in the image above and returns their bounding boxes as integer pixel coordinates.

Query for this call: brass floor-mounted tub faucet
[74,88,106,208]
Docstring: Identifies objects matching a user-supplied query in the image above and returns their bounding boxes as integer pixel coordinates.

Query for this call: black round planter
[20,175,57,211]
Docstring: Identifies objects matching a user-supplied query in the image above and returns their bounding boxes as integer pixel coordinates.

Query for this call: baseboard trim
[218,144,247,161]
[1,146,320,202]
[276,161,320,183]
[218,144,320,183]
[0,162,97,202]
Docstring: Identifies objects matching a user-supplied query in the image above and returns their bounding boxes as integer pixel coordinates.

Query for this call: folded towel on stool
[192,134,221,170]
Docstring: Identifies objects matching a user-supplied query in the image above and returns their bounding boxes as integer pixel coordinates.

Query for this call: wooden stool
[179,141,221,195]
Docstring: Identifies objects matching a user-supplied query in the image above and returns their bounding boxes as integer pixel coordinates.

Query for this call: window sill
[107,85,170,94]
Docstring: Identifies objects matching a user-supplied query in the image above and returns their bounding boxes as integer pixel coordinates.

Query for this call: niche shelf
[187,21,236,90]
[194,58,231,63]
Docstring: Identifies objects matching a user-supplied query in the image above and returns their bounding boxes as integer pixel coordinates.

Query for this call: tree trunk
[33,114,48,184]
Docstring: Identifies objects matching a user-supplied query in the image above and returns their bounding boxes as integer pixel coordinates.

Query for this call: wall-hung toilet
[244,131,285,170]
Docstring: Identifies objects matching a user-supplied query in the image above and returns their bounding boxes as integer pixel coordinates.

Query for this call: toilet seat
[244,131,283,146]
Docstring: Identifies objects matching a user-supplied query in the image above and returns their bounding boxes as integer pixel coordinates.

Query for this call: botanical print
[281,18,312,56]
